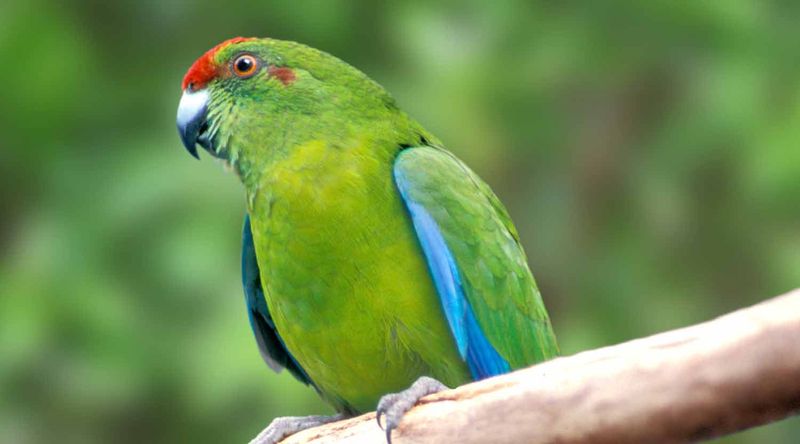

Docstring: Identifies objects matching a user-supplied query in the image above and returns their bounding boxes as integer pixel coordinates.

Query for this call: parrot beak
[177,88,210,159]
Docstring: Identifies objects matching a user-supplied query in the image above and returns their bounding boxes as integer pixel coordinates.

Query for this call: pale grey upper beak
[176,89,210,159]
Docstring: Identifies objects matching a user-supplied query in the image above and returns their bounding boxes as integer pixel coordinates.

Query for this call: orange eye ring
[232,54,259,78]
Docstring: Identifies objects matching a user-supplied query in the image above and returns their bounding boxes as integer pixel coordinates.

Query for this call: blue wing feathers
[465,307,511,378]
[402,200,469,357]
[395,162,511,380]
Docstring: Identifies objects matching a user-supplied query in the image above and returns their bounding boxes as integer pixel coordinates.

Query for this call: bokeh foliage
[1,1,798,443]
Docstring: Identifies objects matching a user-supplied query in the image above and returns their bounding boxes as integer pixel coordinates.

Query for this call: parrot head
[176,37,407,165]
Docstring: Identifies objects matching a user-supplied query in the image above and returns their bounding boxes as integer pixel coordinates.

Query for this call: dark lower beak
[177,89,210,159]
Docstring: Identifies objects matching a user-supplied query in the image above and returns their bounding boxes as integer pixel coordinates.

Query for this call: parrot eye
[232,54,259,78]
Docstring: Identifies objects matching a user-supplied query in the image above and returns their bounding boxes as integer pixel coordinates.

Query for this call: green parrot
[177,37,558,443]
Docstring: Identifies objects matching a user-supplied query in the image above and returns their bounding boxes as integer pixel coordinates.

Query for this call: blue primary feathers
[394,157,511,380]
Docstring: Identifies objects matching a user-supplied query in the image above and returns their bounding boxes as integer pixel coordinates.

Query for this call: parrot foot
[249,413,346,444]
[376,376,449,443]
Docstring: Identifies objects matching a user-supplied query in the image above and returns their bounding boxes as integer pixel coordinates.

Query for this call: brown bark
[283,288,800,443]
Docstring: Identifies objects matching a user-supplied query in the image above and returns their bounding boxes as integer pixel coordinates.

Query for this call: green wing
[394,146,558,370]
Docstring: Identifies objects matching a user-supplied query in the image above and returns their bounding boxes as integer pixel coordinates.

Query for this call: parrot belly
[247,141,470,413]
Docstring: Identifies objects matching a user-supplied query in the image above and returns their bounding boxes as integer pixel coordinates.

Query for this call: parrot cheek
[177,89,210,159]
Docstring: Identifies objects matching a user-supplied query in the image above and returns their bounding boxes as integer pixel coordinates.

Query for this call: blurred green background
[1,1,798,443]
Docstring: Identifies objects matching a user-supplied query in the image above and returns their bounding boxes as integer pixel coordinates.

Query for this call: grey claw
[249,413,345,444]
[375,376,448,443]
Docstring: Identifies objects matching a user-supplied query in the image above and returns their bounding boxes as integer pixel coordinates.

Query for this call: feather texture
[242,215,313,386]
[395,172,511,379]
[393,147,559,371]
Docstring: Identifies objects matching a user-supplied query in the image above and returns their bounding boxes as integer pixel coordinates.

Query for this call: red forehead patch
[182,37,256,90]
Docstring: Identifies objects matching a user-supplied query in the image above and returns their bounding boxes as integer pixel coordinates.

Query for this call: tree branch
[283,288,800,443]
